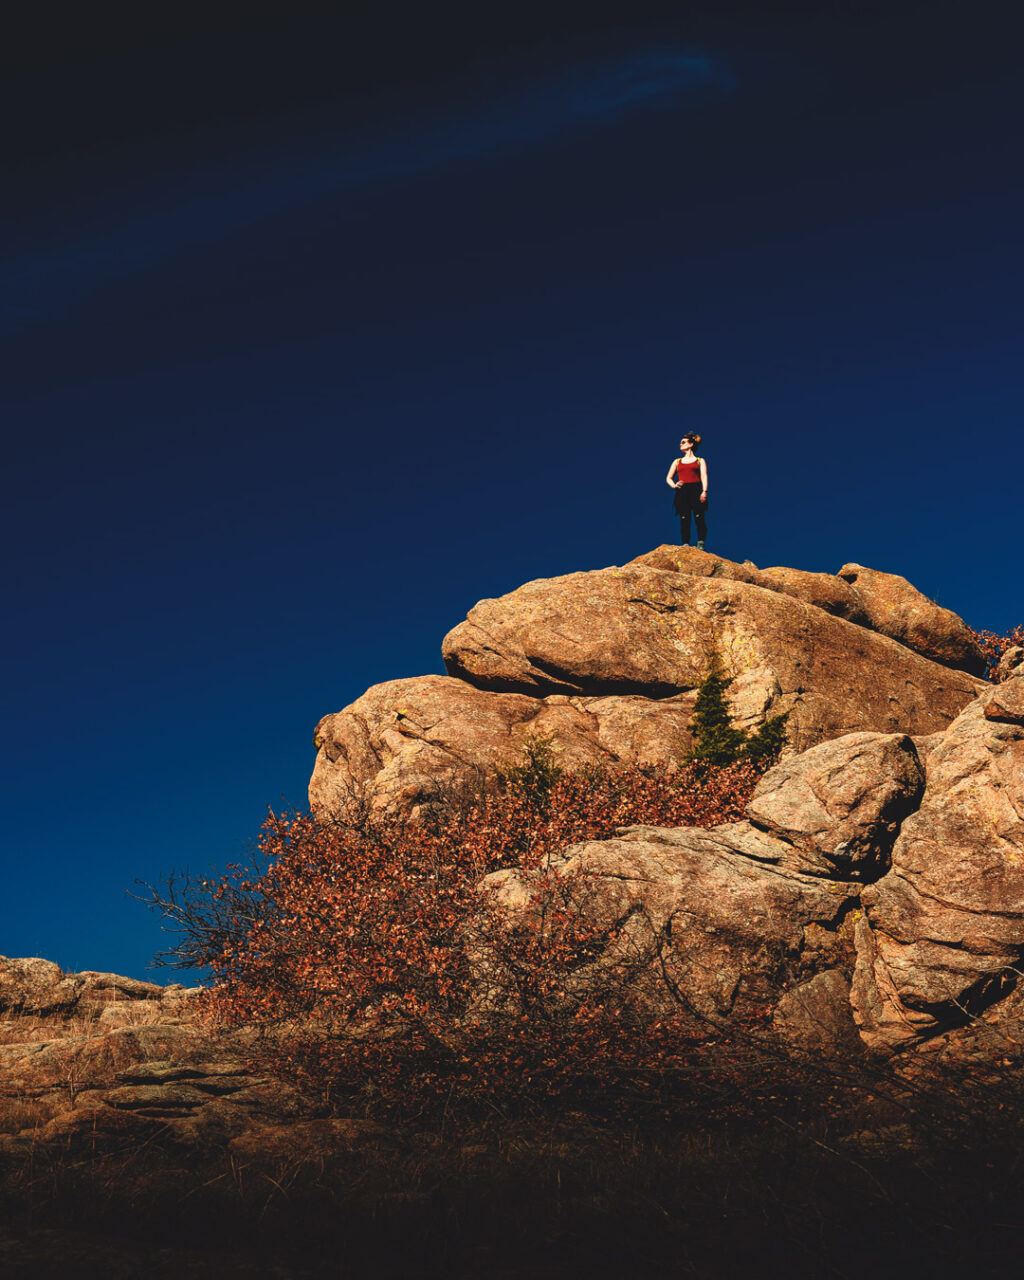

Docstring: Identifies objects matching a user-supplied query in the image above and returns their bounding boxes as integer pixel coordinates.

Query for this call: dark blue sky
[3,0,1022,979]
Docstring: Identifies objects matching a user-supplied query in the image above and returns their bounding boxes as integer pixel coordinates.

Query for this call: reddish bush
[967,624,1024,680]
[150,751,764,1117]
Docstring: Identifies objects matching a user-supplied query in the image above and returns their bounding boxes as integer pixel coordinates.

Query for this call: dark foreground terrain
[4,1079,1024,1280]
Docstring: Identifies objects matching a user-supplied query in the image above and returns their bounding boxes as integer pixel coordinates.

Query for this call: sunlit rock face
[311,548,982,819]
[305,549,1024,1062]
[3,560,1019,1160]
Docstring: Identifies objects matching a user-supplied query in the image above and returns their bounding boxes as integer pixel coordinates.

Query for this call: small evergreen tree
[497,735,564,811]
[685,666,789,769]
[685,669,747,768]
[745,713,790,767]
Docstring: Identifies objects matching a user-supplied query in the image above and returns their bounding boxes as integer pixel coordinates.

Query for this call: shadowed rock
[0,959,306,1156]
[771,970,862,1055]
[850,688,1024,1051]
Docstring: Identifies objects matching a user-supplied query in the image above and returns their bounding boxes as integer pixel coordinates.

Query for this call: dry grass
[2,1062,1024,1279]
[0,1096,57,1135]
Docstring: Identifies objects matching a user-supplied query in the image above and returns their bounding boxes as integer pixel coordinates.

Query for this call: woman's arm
[666,458,680,488]
[699,457,708,501]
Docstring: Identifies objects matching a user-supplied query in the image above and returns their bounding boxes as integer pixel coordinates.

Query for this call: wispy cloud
[3,52,734,330]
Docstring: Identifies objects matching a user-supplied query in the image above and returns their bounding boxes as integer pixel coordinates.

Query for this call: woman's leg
[677,484,701,545]
[694,502,707,545]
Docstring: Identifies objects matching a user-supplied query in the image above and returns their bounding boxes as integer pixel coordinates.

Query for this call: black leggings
[673,483,707,545]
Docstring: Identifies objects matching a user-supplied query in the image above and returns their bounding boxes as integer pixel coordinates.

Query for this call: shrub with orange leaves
[967,623,1024,680]
[146,749,766,1117]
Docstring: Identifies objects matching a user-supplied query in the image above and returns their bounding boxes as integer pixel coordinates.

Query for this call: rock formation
[0,958,305,1155]
[3,551,1014,1163]
[484,653,1024,1057]
[312,548,984,817]
[307,547,1023,1060]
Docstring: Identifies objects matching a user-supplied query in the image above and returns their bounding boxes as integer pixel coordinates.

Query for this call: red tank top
[675,458,701,484]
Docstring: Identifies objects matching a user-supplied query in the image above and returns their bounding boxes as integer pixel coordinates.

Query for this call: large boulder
[479,684,1024,1058]
[439,565,982,741]
[743,732,925,879]
[481,728,925,1025]
[485,825,859,1020]
[312,552,983,818]
[850,676,1024,1051]
[838,564,987,675]
[310,674,700,816]
[439,564,978,723]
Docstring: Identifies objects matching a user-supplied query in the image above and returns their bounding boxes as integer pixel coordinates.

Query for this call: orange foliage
[967,624,1024,681]
[160,754,764,1117]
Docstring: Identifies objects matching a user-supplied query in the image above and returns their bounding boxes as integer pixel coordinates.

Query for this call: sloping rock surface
[838,563,987,675]
[744,732,924,879]
[630,548,986,674]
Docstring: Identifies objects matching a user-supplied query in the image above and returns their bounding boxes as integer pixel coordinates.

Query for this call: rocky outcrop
[4,550,1000,1164]
[312,550,983,818]
[484,727,929,1026]
[488,823,859,1021]
[479,672,1024,1059]
[0,959,305,1156]
[0,956,192,1026]
[439,564,982,723]
[306,549,1022,1060]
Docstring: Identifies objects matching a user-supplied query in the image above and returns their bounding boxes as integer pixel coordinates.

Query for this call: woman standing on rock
[666,433,708,549]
